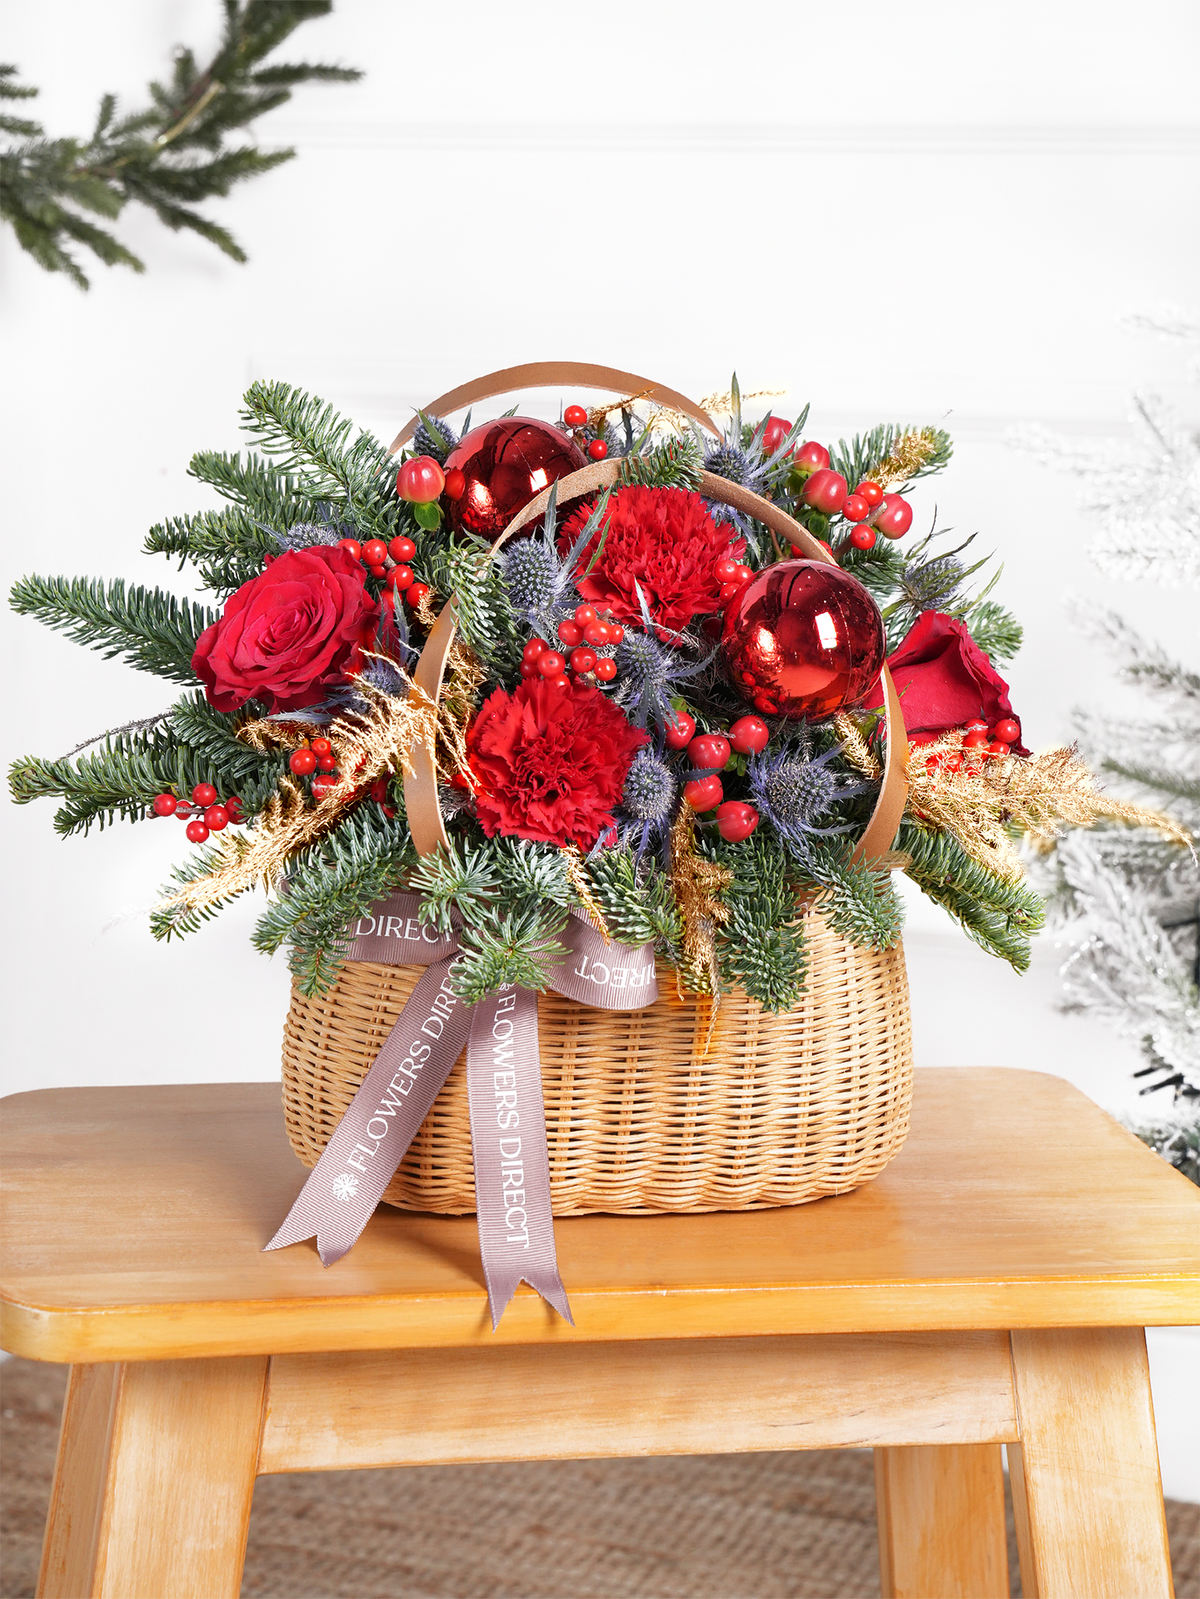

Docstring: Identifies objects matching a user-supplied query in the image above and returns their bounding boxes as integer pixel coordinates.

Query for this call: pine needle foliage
[424,535,522,676]
[618,436,704,492]
[10,574,214,682]
[899,819,1046,970]
[1,8,359,288]
[804,840,905,950]
[828,424,953,489]
[585,847,684,954]
[704,830,809,1012]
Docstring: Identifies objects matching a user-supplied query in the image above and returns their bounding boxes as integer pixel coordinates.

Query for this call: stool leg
[875,1443,1009,1598]
[1009,1326,1173,1599]
[38,1356,269,1599]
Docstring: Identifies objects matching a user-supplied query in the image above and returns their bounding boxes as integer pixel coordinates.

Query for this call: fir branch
[805,841,905,950]
[10,573,214,681]
[143,506,279,594]
[617,435,703,491]
[1,10,360,287]
[451,903,570,1006]
[961,598,1023,665]
[167,690,286,792]
[704,830,809,1012]
[409,837,502,936]
[829,424,953,490]
[585,847,684,954]
[899,819,1045,970]
[424,534,521,675]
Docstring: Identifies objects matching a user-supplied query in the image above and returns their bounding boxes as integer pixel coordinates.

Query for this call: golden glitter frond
[669,808,733,1001]
[871,428,941,491]
[559,845,611,943]
[698,387,786,415]
[235,716,323,754]
[833,712,882,779]
[586,389,655,430]
[643,386,786,437]
[909,734,1193,881]
[416,585,440,630]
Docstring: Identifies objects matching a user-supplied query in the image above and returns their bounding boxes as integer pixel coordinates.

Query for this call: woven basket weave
[281,911,913,1216]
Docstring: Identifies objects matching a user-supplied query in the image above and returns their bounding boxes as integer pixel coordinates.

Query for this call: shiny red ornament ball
[152,793,177,817]
[192,782,218,807]
[802,468,849,515]
[587,438,608,461]
[396,455,446,504]
[761,416,793,455]
[794,441,830,473]
[993,717,1021,744]
[684,774,723,811]
[842,494,869,523]
[663,711,695,749]
[855,480,884,508]
[687,733,731,772]
[849,527,877,551]
[721,559,887,721]
[873,493,913,539]
[594,658,617,682]
[716,801,760,842]
[289,748,317,775]
[564,404,588,427]
[204,805,229,831]
[185,819,210,844]
[441,417,587,539]
[729,715,770,754]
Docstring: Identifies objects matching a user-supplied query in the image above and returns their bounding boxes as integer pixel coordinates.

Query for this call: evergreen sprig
[425,535,522,676]
[585,847,684,954]
[805,840,905,950]
[10,574,214,682]
[618,435,704,492]
[899,820,1046,970]
[1,8,359,288]
[704,830,809,1012]
[829,423,953,489]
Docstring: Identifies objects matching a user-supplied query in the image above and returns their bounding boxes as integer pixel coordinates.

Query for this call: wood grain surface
[875,1442,1009,1598]
[3,1069,1197,1362]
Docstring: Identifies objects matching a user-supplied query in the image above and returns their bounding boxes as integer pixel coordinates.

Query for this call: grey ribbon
[265,891,657,1328]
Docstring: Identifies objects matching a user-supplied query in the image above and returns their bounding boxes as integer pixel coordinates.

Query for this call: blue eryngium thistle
[412,412,459,462]
[749,742,875,864]
[496,484,611,637]
[612,625,711,730]
[615,747,677,856]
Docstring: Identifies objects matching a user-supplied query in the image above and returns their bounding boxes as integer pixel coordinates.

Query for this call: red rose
[467,677,649,849]
[861,610,1027,753]
[192,545,379,713]
[560,486,744,642]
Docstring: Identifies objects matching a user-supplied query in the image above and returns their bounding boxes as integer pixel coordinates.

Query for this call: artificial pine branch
[828,424,953,490]
[424,535,522,675]
[9,574,214,681]
[617,436,704,492]
[585,847,684,955]
[704,830,809,1012]
[1,7,360,287]
[144,507,281,594]
[451,903,570,1006]
[167,690,287,791]
[899,819,1045,970]
[804,840,905,950]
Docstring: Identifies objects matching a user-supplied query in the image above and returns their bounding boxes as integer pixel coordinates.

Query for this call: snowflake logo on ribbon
[331,1172,360,1203]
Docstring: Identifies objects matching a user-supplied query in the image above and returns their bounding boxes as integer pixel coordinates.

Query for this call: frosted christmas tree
[1019,309,1200,1181]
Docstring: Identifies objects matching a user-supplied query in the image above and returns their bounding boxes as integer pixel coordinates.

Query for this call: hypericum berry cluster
[664,712,767,841]
[767,424,914,555]
[519,604,626,687]
[562,401,609,462]
[396,455,447,531]
[335,530,430,611]
[152,783,244,844]
[288,736,341,800]
[924,716,1023,778]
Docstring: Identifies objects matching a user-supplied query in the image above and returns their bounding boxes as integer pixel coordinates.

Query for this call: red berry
[584,620,611,646]
[794,441,830,472]
[570,647,597,674]
[564,404,588,427]
[361,539,388,566]
[370,777,389,803]
[191,783,217,807]
[388,535,417,563]
[733,564,753,585]
[729,715,770,754]
[224,795,243,821]
[987,740,1011,758]
[966,719,989,733]
[523,638,548,663]
[396,455,446,505]
[684,775,723,811]
[594,657,617,682]
[557,620,583,647]
[663,711,696,749]
[311,775,339,800]
[855,480,884,508]
[204,805,229,831]
[185,820,210,844]
[715,557,739,583]
[537,651,566,678]
[993,718,1021,744]
[310,737,332,757]
[873,494,913,539]
[174,801,193,820]
[716,801,760,842]
[962,730,990,749]
[587,439,608,461]
[849,527,877,551]
[574,604,597,625]
[802,468,849,515]
[688,733,732,772]
[842,494,870,523]
[943,754,963,772]
[338,538,362,562]
[719,581,744,604]
[549,674,571,689]
[367,564,387,579]
[316,750,339,771]
[761,416,793,455]
[606,622,624,644]
[520,661,539,678]
[925,754,943,775]
[289,748,317,775]
[387,564,414,591]
[443,467,466,501]
[406,582,430,608]
[152,793,177,817]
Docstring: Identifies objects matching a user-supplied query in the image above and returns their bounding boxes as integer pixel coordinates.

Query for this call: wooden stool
[2,1068,1196,1599]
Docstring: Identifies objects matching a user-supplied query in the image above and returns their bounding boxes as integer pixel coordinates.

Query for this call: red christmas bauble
[442,417,587,540]
[721,559,886,721]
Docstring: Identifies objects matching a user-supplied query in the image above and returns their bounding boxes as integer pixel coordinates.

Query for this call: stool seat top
[2,1068,1197,1362]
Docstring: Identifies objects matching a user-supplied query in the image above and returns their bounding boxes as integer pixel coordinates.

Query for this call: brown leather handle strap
[403,424,908,867]
[388,362,722,453]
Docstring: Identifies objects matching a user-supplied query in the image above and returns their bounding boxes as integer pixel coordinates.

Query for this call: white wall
[2,0,1197,1498]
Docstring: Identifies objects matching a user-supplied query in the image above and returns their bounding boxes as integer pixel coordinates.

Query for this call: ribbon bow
[265,891,658,1327]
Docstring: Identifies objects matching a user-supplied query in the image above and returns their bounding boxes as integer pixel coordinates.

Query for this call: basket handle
[388,361,723,452]
[398,377,908,868]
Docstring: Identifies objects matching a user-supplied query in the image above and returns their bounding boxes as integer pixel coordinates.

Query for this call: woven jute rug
[3,1358,1197,1598]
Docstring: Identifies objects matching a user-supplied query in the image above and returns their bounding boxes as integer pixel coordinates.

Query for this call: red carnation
[560,486,744,643]
[467,677,648,849]
[862,610,1027,753]
[192,545,378,713]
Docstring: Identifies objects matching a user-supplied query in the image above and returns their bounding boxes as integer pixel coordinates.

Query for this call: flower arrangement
[10,373,1181,1014]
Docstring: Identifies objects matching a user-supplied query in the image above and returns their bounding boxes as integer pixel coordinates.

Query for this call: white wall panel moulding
[265,122,1200,156]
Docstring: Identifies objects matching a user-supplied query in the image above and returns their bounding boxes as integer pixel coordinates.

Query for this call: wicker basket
[279,362,916,1219]
[281,912,912,1216]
